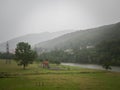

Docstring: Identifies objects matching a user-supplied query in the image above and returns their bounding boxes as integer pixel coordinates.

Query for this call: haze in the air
[0,0,120,42]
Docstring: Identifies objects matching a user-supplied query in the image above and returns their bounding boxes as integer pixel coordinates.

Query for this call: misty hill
[0,30,74,52]
[36,22,120,51]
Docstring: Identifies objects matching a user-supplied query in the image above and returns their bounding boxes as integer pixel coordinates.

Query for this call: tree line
[38,39,120,66]
[0,52,15,59]
[0,39,120,70]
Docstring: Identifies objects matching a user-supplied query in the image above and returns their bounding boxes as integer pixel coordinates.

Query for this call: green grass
[0,59,120,90]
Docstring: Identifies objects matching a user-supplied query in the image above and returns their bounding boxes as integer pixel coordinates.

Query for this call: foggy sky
[0,0,120,43]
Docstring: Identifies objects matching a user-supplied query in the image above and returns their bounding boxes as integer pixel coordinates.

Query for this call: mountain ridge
[36,22,120,52]
[0,30,75,52]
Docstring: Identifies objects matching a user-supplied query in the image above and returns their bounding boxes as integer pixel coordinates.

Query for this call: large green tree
[15,42,37,69]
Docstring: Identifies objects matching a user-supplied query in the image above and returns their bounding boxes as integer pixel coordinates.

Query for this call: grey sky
[0,0,120,43]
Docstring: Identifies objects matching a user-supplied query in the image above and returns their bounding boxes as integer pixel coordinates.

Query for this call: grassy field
[0,59,120,90]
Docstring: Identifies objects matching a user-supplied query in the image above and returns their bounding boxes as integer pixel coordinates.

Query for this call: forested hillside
[36,22,120,51]
[37,22,120,66]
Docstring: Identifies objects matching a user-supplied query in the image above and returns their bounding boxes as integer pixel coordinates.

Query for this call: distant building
[79,45,94,50]
[86,45,94,49]
[64,48,74,54]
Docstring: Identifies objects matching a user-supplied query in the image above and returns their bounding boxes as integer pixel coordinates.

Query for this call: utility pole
[6,41,10,64]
